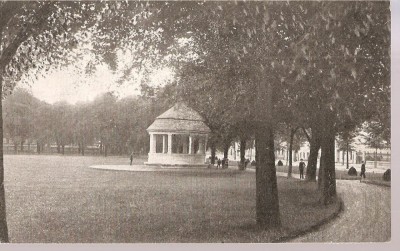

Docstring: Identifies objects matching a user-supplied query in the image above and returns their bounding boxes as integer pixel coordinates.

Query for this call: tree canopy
[0,0,390,241]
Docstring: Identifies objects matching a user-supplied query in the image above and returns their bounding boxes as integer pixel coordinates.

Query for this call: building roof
[147,103,211,134]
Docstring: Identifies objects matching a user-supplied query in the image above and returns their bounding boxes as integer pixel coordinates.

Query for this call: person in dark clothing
[360,161,366,179]
[130,152,134,165]
[221,158,228,169]
[299,159,305,179]
[217,158,222,169]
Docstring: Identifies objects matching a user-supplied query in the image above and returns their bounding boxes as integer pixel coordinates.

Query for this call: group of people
[216,158,229,169]
[298,160,367,179]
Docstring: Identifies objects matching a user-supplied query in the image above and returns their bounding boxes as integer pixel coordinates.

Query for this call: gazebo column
[149,133,156,153]
[188,135,193,154]
[167,133,172,154]
[162,135,167,153]
[183,135,188,154]
[198,137,204,154]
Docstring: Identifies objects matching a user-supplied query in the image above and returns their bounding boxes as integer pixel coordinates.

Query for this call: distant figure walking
[360,161,366,179]
[299,159,305,179]
[130,152,134,166]
[217,158,222,169]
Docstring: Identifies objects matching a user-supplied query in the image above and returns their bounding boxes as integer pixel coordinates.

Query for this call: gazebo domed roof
[147,103,211,134]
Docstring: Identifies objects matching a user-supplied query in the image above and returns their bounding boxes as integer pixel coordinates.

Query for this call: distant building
[146,103,211,165]
[208,137,390,169]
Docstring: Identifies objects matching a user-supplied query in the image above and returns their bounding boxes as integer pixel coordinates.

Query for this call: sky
[19,63,174,104]
[17,37,175,105]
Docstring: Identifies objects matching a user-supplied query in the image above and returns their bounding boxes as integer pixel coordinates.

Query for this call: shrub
[383,169,391,181]
[348,166,357,176]
[277,160,283,166]
[251,160,256,166]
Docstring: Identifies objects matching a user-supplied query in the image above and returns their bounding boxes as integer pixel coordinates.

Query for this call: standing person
[360,161,366,179]
[130,152,134,166]
[217,158,222,169]
[299,159,305,179]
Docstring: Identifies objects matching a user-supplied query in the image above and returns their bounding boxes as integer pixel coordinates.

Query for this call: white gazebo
[146,103,211,166]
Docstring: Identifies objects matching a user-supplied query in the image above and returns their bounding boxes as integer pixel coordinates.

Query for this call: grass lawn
[4,154,340,243]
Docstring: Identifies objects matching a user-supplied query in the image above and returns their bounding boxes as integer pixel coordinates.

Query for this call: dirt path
[291,180,391,242]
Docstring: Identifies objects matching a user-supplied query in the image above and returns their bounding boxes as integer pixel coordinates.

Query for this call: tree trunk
[255,124,281,228]
[104,144,108,157]
[99,142,103,155]
[13,143,17,154]
[342,151,344,165]
[286,148,289,165]
[318,157,323,189]
[223,143,229,159]
[78,143,81,154]
[287,128,295,178]
[0,67,9,242]
[81,143,85,156]
[306,127,321,182]
[318,119,337,205]
[20,140,23,152]
[37,142,40,154]
[210,143,216,164]
[61,145,65,155]
[346,142,349,169]
[374,147,378,169]
[240,139,246,165]
[57,143,60,154]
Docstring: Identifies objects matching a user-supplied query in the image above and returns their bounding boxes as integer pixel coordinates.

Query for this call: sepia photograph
[0,0,393,246]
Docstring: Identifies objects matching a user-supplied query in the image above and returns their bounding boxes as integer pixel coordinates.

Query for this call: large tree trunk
[318,119,337,205]
[0,69,9,242]
[240,139,246,165]
[210,143,216,164]
[306,127,321,181]
[287,128,295,178]
[223,143,229,159]
[318,157,323,189]
[255,124,281,228]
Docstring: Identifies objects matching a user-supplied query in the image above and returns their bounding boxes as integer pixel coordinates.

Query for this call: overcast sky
[19,61,174,104]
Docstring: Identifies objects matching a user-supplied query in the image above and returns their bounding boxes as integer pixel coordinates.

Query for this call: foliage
[362,121,389,150]
[2,89,174,156]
